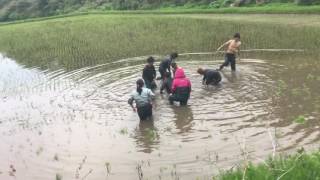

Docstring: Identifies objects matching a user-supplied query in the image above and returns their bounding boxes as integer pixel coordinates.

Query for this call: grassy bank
[0,14,319,71]
[216,150,320,180]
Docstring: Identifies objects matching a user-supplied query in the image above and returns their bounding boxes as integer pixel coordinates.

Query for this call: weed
[294,115,306,124]
[56,173,63,180]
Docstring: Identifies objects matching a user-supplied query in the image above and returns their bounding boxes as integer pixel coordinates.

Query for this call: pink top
[171,68,191,93]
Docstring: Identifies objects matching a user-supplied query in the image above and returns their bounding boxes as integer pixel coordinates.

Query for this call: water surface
[0,50,319,180]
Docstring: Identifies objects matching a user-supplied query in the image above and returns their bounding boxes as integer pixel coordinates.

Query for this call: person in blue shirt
[128,79,155,120]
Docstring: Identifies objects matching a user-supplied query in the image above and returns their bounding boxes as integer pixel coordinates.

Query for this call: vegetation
[216,151,320,180]
[0,14,319,71]
[1,0,320,21]
[0,10,319,180]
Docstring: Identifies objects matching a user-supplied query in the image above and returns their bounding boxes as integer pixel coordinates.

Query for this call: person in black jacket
[197,68,222,85]
[158,52,178,80]
[143,57,157,89]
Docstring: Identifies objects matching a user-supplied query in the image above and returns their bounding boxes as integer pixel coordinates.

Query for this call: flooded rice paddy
[0,50,319,180]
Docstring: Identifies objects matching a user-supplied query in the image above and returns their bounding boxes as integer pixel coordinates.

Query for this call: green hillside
[1,0,320,21]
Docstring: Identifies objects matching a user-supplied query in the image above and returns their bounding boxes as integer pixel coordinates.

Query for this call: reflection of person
[169,67,191,106]
[142,56,157,89]
[134,120,159,153]
[172,105,194,134]
[160,72,172,94]
[197,68,222,85]
[128,79,155,121]
[158,52,178,79]
[217,33,241,71]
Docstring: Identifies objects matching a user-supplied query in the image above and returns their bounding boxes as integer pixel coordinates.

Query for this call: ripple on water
[0,51,319,179]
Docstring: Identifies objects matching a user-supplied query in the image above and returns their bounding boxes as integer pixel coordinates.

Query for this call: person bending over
[197,68,222,85]
[158,52,178,79]
[128,79,155,120]
[142,56,157,89]
[169,67,191,106]
[160,72,172,94]
[217,33,241,71]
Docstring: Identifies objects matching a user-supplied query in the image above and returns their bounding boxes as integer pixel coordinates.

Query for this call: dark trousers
[137,104,153,120]
[158,67,166,79]
[169,94,189,106]
[220,53,236,71]
[144,79,157,89]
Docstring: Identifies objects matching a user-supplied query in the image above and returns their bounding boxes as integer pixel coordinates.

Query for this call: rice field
[0,14,320,180]
[0,14,319,71]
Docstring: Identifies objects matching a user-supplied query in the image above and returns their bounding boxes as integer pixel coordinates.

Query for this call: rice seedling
[145,128,157,141]
[120,127,128,135]
[56,173,63,180]
[0,14,319,72]
[275,80,287,97]
[294,115,306,124]
[36,147,44,155]
[105,162,111,175]
[54,153,59,161]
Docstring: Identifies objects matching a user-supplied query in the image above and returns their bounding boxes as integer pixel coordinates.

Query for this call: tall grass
[0,14,319,71]
[216,151,320,180]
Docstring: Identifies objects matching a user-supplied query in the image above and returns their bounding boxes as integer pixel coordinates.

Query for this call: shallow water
[0,50,319,180]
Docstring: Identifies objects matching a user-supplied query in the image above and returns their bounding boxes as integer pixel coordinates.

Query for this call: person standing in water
[158,52,178,80]
[197,68,222,85]
[142,56,157,89]
[128,79,155,120]
[169,66,191,106]
[217,33,241,71]
[160,72,172,94]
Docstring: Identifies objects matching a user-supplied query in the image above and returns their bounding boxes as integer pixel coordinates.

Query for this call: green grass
[216,151,320,180]
[0,14,319,71]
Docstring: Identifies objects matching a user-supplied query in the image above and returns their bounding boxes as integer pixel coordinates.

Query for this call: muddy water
[0,51,319,180]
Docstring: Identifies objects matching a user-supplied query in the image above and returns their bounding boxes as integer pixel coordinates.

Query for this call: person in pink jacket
[169,65,191,106]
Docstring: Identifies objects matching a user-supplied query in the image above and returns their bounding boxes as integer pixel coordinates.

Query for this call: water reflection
[133,120,160,153]
[221,71,239,83]
[172,105,194,135]
[1,51,320,179]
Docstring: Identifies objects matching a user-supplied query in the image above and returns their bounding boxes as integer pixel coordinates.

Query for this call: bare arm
[128,97,136,111]
[216,40,231,51]
[149,90,155,100]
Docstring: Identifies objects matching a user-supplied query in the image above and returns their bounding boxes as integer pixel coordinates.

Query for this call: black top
[143,64,156,82]
[159,58,172,72]
[203,69,221,85]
